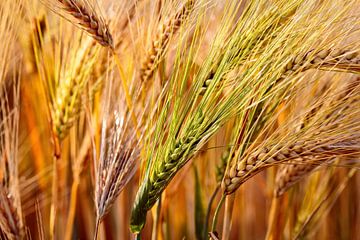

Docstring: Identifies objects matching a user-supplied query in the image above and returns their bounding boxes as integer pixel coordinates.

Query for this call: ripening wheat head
[49,0,114,48]
[274,77,360,197]
[139,0,196,84]
[51,38,101,140]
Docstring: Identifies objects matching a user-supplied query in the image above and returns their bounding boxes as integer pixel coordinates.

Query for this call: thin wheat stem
[211,195,225,234]
[204,185,220,239]
[64,178,79,240]
[94,218,100,240]
[221,195,235,240]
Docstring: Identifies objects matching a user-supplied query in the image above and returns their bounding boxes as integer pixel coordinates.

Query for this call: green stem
[151,195,162,240]
[211,195,226,234]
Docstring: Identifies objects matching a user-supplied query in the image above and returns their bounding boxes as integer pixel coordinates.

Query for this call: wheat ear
[53,41,99,140]
[56,0,113,48]
[281,49,360,78]
[223,139,359,194]
[201,49,359,95]
[130,110,205,233]
[140,0,195,83]
[274,157,328,197]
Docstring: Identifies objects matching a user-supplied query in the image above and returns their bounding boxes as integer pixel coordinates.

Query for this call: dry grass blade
[52,0,113,48]
[95,112,138,221]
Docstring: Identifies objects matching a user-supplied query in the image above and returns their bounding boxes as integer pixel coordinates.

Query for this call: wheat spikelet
[139,0,195,83]
[54,0,113,48]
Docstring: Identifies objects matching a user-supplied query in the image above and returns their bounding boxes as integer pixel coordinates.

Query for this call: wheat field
[0,0,360,239]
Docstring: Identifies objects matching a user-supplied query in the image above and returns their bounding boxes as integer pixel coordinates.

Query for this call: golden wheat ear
[50,0,113,48]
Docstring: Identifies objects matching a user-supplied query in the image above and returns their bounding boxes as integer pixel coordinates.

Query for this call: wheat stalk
[139,0,195,84]
[55,0,113,48]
